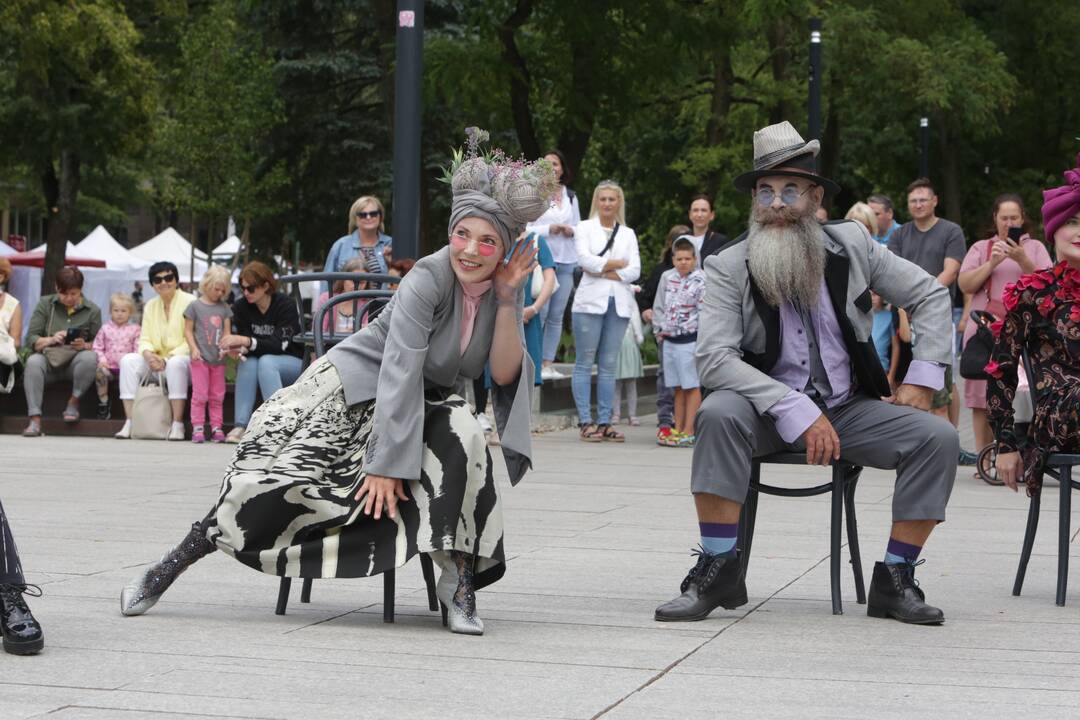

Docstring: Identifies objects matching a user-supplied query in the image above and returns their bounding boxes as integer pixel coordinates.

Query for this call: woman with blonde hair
[323,195,393,292]
[571,179,641,441]
[845,202,878,236]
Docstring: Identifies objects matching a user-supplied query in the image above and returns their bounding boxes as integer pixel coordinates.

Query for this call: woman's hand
[989,241,1009,267]
[51,330,66,346]
[549,223,574,237]
[218,334,249,351]
[70,337,89,351]
[523,305,538,322]
[493,236,539,303]
[354,474,409,519]
[996,451,1024,492]
[143,351,165,372]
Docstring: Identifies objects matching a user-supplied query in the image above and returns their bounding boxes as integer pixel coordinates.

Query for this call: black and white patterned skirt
[204,358,506,588]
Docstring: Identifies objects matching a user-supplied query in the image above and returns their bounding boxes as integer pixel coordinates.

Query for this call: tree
[0,0,156,291]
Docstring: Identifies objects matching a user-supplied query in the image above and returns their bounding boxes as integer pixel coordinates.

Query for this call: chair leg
[419,553,438,612]
[844,471,866,604]
[383,568,396,623]
[1057,466,1072,607]
[275,577,292,615]
[740,485,760,582]
[1012,487,1042,596]
[300,578,313,603]
[830,466,843,616]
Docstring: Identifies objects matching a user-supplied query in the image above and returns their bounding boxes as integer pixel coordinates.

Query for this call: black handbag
[959,309,997,380]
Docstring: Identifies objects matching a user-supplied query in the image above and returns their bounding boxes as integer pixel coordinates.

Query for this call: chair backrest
[278,271,399,330]
[312,288,394,356]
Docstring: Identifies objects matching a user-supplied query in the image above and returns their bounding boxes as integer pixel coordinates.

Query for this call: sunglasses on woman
[151,273,177,285]
[449,230,499,257]
[356,210,382,219]
[240,283,262,294]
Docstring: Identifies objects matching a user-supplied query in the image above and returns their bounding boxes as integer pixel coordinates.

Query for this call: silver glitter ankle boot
[436,551,483,635]
[120,522,216,616]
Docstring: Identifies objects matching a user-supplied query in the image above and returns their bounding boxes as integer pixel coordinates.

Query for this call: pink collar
[459,280,492,355]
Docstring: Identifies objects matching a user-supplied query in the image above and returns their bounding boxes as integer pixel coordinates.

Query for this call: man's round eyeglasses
[151,273,177,285]
[754,185,817,207]
[356,210,382,219]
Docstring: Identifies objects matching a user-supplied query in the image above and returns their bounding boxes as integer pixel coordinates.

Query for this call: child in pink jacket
[93,293,142,419]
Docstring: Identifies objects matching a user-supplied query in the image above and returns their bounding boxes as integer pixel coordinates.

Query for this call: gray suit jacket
[326,246,533,483]
[697,219,953,414]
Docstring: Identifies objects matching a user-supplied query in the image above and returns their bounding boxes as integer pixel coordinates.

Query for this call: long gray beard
[746,210,826,308]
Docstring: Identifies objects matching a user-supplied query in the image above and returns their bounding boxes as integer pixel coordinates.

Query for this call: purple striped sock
[885,537,922,565]
[699,522,738,556]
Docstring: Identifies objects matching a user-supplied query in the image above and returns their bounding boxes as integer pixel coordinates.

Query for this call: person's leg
[164,355,191,424]
[95,366,111,403]
[613,379,624,422]
[656,390,788,621]
[571,310,603,425]
[674,387,686,434]
[541,262,575,364]
[69,349,97,401]
[656,343,674,430]
[233,355,259,428]
[21,353,48,426]
[626,378,638,420]
[117,353,148,434]
[684,388,702,435]
[0,498,43,655]
[972,408,993,452]
[189,360,209,432]
[595,300,628,426]
[827,397,957,623]
[208,364,226,431]
[256,354,303,405]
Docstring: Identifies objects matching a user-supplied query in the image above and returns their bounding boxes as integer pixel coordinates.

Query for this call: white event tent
[130,227,209,283]
[72,225,152,281]
[213,235,242,257]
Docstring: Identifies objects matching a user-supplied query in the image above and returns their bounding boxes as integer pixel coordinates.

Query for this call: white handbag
[131,373,172,440]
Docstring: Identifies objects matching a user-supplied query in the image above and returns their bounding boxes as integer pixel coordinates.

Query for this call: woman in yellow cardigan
[115,262,195,440]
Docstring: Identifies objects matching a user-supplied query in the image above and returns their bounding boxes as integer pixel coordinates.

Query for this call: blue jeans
[572,297,629,425]
[541,262,577,362]
[234,353,304,427]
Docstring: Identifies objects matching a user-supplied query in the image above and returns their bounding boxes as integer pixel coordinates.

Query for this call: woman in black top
[218,261,303,441]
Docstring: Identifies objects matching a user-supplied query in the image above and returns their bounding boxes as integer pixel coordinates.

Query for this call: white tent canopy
[129,227,209,283]
[213,235,241,256]
[72,225,152,281]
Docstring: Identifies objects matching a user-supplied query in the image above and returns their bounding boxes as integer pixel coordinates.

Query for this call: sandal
[598,424,625,442]
[579,423,603,442]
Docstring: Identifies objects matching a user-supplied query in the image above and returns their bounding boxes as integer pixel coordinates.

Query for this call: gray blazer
[697,219,953,415]
[326,246,533,483]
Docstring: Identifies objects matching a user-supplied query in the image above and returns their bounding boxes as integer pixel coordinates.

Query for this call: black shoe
[867,560,944,625]
[96,400,111,420]
[654,548,747,622]
[0,583,44,655]
[958,449,978,466]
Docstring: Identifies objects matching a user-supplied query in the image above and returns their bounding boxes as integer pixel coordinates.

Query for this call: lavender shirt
[765,280,945,442]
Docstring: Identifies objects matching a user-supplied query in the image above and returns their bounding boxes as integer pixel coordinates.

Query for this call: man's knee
[915,412,960,459]
[696,390,754,433]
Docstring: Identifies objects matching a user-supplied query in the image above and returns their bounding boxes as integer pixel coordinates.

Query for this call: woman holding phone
[958,194,1051,460]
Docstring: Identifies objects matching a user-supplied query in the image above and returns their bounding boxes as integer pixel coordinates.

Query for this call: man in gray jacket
[655,122,958,626]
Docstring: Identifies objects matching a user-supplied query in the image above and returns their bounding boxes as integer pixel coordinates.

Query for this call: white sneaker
[540,366,566,380]
[477,414,493,434]
[115,420,132,439]
[167,422,186,441]
[226,426,245,444]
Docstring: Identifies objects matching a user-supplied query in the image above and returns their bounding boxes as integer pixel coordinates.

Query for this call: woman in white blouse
[526,150,581,380]
[571,179,640,441]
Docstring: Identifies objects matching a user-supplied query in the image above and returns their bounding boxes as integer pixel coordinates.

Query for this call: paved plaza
[2,410,1079,719]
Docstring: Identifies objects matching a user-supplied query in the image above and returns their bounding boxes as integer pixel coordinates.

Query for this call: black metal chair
[1011,349,1080,606]
[738,453,866,615]
[272,272,438,622]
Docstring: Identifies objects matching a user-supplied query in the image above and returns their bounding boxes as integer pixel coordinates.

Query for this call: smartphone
[1007,226,1023,244]
[64,327,84,344]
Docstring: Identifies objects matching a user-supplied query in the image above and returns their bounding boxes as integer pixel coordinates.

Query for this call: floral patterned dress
[985,261,1080,495]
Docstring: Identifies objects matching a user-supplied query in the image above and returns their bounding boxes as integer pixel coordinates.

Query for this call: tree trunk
[497,0,539,159]
[705,36,735,196]
[556,36,597,192]
[40,150,81,294]
[766,20,791,125]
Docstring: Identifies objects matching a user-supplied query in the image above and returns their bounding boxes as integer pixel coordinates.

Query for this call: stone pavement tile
[0,684,89,720]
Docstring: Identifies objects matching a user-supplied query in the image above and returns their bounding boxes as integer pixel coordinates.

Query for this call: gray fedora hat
[733,121,840,195]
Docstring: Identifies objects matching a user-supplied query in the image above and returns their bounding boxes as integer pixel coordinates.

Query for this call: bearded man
[654,122,957,625]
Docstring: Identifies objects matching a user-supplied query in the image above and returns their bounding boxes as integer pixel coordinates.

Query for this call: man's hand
[891,383,933,411]
[801,414,840,466]
[996,451,1023,492]
[354,474,409,519]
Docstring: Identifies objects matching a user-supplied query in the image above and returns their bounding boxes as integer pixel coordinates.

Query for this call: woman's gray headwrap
[448,156,553,254]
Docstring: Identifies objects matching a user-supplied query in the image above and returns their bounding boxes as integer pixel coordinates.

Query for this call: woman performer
[120,132,554,635]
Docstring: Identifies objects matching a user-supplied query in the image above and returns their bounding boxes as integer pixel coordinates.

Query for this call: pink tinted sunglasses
[449,232,498,257]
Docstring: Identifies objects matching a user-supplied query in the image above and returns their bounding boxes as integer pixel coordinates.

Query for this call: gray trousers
[691,390,958,522]
[23,349,97,416]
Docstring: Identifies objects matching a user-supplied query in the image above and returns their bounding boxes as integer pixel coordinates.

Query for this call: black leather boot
[867,560,944,625]
[654,549,747,622]
[1,583,44,655]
